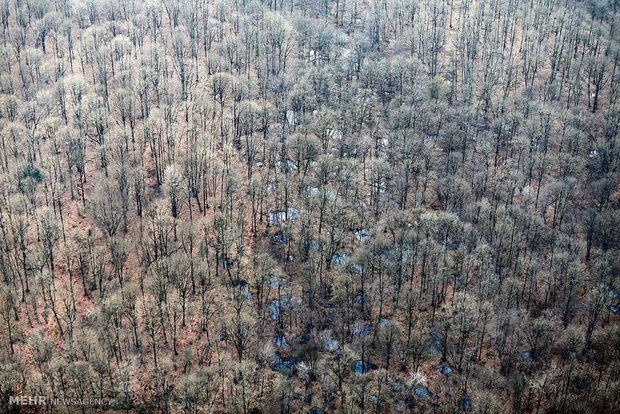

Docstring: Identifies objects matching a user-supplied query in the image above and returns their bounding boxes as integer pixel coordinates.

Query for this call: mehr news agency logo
[9,395,112,406]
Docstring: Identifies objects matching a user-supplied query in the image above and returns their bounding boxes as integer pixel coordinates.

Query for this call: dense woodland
[0,0,618,412]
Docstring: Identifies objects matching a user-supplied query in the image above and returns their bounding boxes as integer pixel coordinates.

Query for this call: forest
[0,0,618,412]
